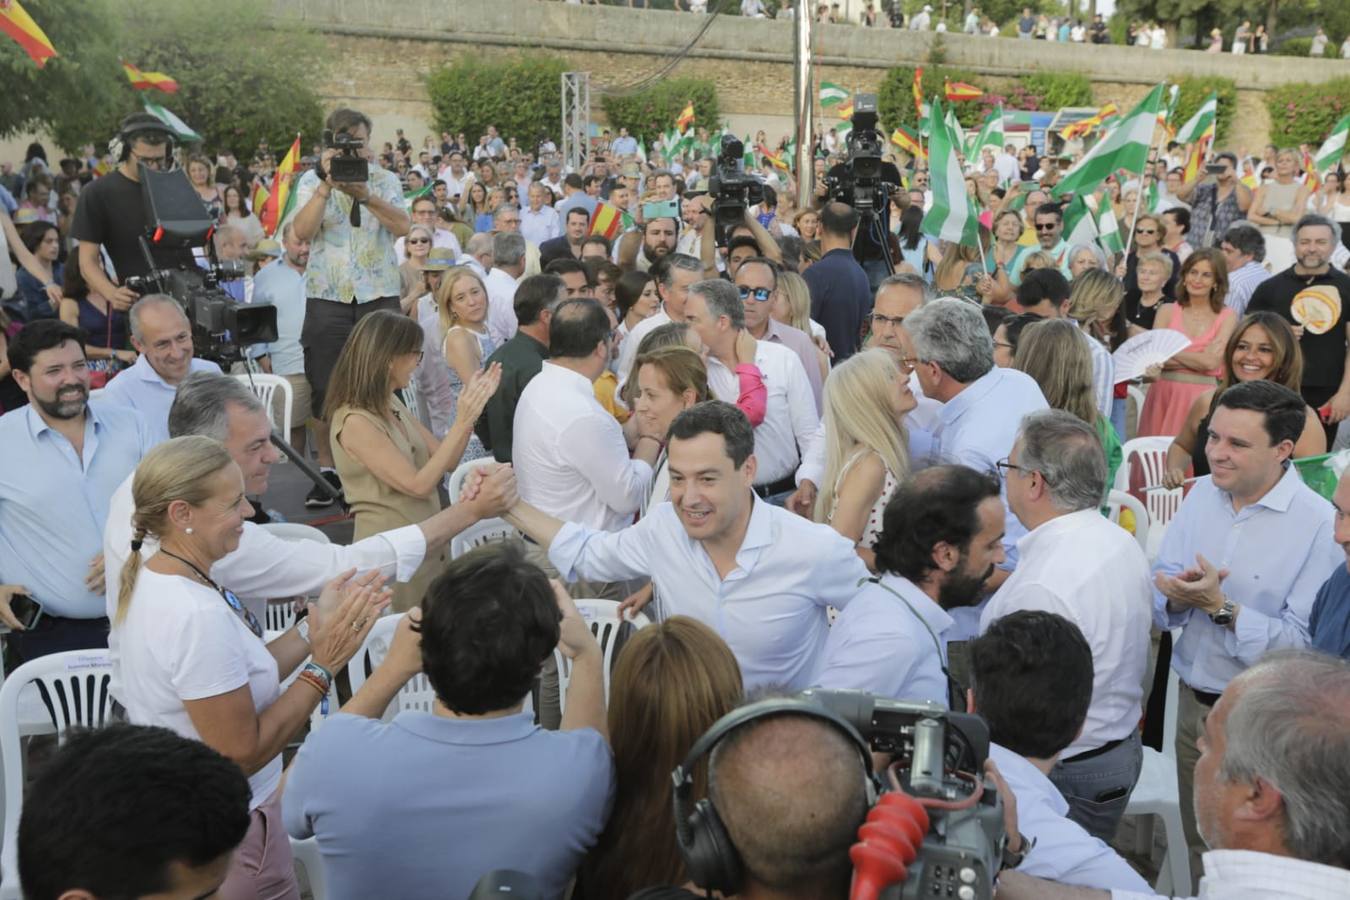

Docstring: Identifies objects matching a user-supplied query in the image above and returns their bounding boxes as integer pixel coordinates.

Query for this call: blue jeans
[1111,396,1128,441]
[1048,730,1143,841]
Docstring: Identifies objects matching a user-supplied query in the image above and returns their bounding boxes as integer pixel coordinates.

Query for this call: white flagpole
[1123,127,1166,259]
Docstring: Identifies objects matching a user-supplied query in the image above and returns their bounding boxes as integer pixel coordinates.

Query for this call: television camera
[707,133,765,245]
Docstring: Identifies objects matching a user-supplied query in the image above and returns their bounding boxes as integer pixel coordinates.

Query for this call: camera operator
[290,108,410,503]
[70,113,177,312]
[822,98,903,290]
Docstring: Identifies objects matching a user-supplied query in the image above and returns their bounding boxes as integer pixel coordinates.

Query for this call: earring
[185,527,194,535]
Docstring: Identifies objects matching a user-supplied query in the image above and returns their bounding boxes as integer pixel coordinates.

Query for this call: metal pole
[794,0,815,208]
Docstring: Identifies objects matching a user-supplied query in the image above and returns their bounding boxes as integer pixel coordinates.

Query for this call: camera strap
[860,576,966,711]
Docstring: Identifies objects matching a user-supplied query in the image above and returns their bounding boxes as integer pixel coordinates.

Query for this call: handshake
[458,462,519,518]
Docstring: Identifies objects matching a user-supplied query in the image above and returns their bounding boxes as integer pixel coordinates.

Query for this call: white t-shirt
[113,568,282,810]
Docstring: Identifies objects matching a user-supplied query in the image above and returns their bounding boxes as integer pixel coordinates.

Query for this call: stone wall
[270,0,1350,151]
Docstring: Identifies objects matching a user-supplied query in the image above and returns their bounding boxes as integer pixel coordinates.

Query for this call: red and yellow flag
[676,102,695,132]
[944,81,983,102]
[912,67,924,119]
[836,99,854,121]
[1061,103,1120,141]
[122,60,179,93]
[757,144,789,172]
[259,135,301,236]
[251,182,270,218]
[1302,149,1321,193]
[891,126,926,160]
[1182,127,1215,184]
[0,0,57,68]
[590,202,624,241]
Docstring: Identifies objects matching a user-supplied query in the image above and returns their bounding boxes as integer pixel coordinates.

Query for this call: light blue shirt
[988,745,1151,892]
[549,496,869,690]
[283,711,613,900]
[813,574,953,707]
[0,400,153,617]
[0,183,16,214]
[1153,467,1340,693]
[1007,239,1071,286]
[249,259,306,376]
[99,354,223,445]
[610,135,638,156]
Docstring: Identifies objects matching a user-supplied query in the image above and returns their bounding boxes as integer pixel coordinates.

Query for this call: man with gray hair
[100,294,222,444]
[979,409,1152,841]
[995,649,1350,899]
[462,231,494,277]
[614,252,706,386]
[103,371,519,631]
[904,297,1047,591]
[1219,223,1270,317]
[485,230,527,346]
[492,202,543,278]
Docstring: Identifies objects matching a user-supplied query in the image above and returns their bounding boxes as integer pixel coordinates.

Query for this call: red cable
[848,792,930,900]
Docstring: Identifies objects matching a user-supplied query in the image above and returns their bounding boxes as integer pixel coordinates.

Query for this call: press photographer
[70,112,178,312]
[289,107,411,505]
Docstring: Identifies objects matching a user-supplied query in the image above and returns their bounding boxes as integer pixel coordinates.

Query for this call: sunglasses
[1035,223,1059,232]
[1135,228,1156,235]
[737,286,773,303]
[408,238,431,245]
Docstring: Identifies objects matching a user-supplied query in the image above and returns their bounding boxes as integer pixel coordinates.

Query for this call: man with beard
[635,214,678,273]
[812,465,1005,707]
[0,320,155,660]
[979,410,1152,841]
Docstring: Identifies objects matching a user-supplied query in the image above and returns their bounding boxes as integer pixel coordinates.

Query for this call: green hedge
[1274,37,1313,57]
[599,78,720,144]
[1266,77,1350,147]
[1021,73,1094,111]
[878,65,993,132]
[426,54,569,149]
[1169,75,1238,144]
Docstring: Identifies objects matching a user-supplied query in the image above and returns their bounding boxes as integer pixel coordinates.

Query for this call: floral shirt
[291,166,405,303]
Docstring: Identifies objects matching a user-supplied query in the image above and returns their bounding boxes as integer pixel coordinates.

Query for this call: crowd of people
[2,97,1350,900]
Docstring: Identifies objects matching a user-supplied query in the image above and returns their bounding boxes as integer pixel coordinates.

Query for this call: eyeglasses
[870,313,904,329]
[1034,222,1059,232]
[131,151,168,169]
[992,340,1015,352]
[737,286,773,303]
[898,356,920,373]
[995,457,1042,480]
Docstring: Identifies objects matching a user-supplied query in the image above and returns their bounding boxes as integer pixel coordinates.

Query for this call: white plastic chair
[290,835,328,900]
[1115,436,1180,561]
[1105,489,1149,553]
[446,456,497,505]
[1124,663,1191,893]
[1263,234,1295,274]
[343,614,438,719]
[450,517,519,559]
[555,600,652,718]
[0,651,116,900]
[233,372,293,438]
[1126,383,1147,437]
[258,521,331,545]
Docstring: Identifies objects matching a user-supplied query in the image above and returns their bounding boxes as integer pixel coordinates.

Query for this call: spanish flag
[122,60,179,93]
[1182,129,1213,185]
[260,135,301,236]
[944,81,983,102]
[251,182,270,217]
[1,0,57,68]
[891,126,926,160]
[836,99,854,122]
[1061,103,1119,141]
[676,102,695,132]
[912,67,924,118]
[590,201,625,241]
[757,144,789,172]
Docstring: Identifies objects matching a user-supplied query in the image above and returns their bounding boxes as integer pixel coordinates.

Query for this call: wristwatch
[1000,831,1033,871]
[1208,598,1237,627]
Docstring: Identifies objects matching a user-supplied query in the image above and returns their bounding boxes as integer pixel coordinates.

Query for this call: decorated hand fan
[1110,329,1193,383]
[1291,285,1342,336]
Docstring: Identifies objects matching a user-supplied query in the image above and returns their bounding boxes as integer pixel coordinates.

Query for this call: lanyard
[860,576,966,712]
[159,550,264,639]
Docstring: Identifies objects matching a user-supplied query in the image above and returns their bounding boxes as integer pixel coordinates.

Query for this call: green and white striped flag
[1095,201,1124,254]
[945,108,967,159]
[1314,114,1350,174]
[820,81,849,107]
[1174,91,1217,145]
[968,105,1005,161]
[636,137,647,164]
[143,99,201,142]
[1062,194,1099,247]
[1053,84,1165,199]
[743,135,755,170]
[921,96,981,248]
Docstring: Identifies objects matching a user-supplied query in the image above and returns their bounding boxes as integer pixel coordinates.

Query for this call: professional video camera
[132,164,277,367]
[823,94,903,273]
[321,128,370,184]
[801,689,1005,900]
[706,133,764,244]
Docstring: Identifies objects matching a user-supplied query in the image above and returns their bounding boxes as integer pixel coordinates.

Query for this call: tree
[600,79,720,144]
[426,55,570,152]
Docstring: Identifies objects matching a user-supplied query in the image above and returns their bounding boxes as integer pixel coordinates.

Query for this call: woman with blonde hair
[578,616,743,900]
[398,223,435,310]
[631,346,712,517]
[815,349,914,569]
[438,266,499,462]
[112,436,389,900]
[326,310,500,610]
[772,269,830,380]
[1068,269,1137,436]
[793,207,820,242]
[1014,318,1123,488]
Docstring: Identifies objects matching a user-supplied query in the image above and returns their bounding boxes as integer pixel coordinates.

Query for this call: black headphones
[113,113,177,166]
[671,696,874,895]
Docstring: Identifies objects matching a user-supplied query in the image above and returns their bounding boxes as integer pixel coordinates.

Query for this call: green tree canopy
[599,78,720,144]
[426,55,571,152]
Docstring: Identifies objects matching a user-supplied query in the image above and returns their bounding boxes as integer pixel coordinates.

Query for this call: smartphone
[1204,163,1225,175]
[8,593,42,631]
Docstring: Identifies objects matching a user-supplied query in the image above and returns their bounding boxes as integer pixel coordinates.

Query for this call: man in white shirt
[1219,223,1272,318]
[1152,380,1341,883]
[970,610,1153,892]
[503,400,868,690]
[685,279,819,504]
[103,372,518,624]
[512,298,660,587]
[249,223,315,456]
[991,650,1350,900]
[615,253,705,387]
[485,232,526,346]
[735,257,824,412]
[814,464,1006,707]
[981,410,1152,841]
[100,295,221,445]
[520,183,562,247]
[436,151,470,201]
[995,143,1021,186]
[393,194,462,263]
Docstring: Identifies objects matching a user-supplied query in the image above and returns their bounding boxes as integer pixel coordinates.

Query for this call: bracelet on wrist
[304,660,334,684]
[296,670,329,698]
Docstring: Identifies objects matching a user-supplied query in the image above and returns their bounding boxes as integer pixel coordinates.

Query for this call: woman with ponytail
[111,436,392,900]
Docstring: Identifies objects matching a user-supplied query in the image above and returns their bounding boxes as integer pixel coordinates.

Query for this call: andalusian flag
[1062,103,1120,141]
[944,81,983,102]
[1314,114,1350,174]
[820,82,849,107]
[944,108,967,158]
[260,135,301,236]
[1062,194,1100,247]
[920,97,981,248]
[1053,84,1164,199]
[968,105,1004,159]
[891,126,926,160]
[1174,91,1217,146]
[590,201,624,241]
[743,135,755,169]
[403,184,433,201]
[0,0,57,68]
[1160,83,1180,136]
[1095,201,1124,254]
[122,60,179,93]
[912,67,924,119]
[676,102,695,132]
[636,137,647,164]
[142,99,201,142]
